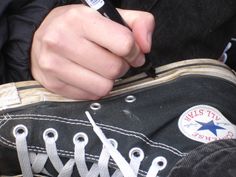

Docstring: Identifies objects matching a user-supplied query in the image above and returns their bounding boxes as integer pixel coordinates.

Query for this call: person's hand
[31,5,155,100]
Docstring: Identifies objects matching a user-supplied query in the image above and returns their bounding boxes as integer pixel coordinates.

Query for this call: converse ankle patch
[178,105,236,144]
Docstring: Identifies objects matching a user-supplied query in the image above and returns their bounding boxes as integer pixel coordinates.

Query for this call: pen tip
[146,66,156,78]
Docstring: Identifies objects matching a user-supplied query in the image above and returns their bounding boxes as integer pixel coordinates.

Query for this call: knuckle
[107,60,126,79]
[119,31,135,57]
[42,33,60,50]
[65,6,91,27]
[66,8,79,20]
[65,6,90,23]
[41,23,66,50]
[97,80,113,97]
[39,56,56,72]
[146,12,155,25]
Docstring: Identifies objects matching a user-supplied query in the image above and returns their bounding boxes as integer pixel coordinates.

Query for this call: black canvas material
[0,59,236,176]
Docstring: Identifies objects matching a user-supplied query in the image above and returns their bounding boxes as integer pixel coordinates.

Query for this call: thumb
[117,9,155,53]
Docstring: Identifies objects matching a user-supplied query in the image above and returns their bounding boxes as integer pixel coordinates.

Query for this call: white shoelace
[13,111,167,177]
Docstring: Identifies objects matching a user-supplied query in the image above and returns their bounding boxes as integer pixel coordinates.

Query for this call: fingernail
[133,54,145,67]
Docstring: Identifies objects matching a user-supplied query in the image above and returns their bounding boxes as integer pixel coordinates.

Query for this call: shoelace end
[85,111,97,127]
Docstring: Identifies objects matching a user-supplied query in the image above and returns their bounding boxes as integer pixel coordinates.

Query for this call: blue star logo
[196,120,225,136]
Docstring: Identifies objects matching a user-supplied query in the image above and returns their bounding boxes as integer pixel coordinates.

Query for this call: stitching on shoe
[0,113,13,129]
[0,114,186,157]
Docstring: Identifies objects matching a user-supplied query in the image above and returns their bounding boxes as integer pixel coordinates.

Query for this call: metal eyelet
[13,124,28,138]
[129,147,144,161]
[73,132,89,146]
[125,95,136,103]
[108,138,118,149]
[152,156,167,170]
[90,103,101,111]
[43,128,58,142]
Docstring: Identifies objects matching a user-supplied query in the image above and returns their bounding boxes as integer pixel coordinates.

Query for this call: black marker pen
[80,0,156,78]
[80,0,128,27]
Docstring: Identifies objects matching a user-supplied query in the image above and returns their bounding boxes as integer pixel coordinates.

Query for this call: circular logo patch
[178,105,236,143]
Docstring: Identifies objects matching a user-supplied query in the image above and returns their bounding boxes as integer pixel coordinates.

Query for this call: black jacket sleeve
[0,0,65,84]
[0,1,13,83]
[121,0,236,67]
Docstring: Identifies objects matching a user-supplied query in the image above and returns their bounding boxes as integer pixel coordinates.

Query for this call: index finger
[79,7,144,67]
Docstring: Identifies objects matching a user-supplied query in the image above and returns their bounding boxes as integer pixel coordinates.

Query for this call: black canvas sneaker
[0,59,236,177]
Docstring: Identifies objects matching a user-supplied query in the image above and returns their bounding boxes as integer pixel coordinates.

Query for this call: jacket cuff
[3,0,60,83]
